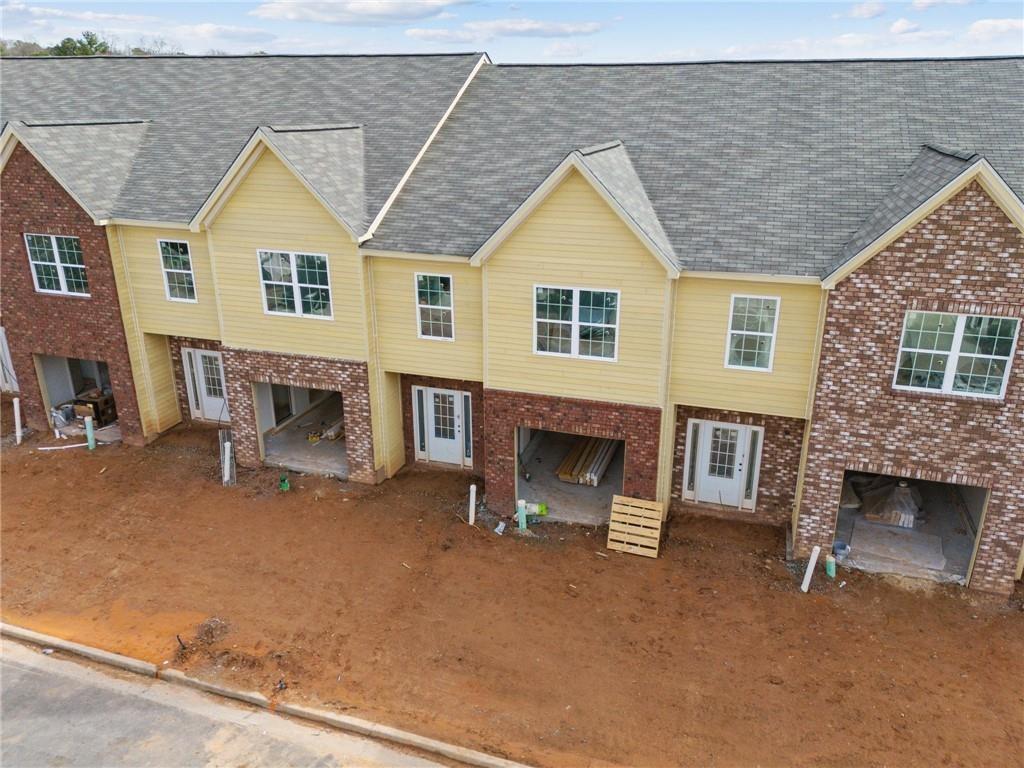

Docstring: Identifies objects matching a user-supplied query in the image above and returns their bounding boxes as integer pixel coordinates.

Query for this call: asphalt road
[0,640,439,767]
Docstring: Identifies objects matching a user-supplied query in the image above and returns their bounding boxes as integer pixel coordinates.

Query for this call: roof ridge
[1,52,485,61]
[21,119,149,127]
[267,124,362,133]
[921,143,980,162]
[496,55,1024,68]
[576,140,622,156]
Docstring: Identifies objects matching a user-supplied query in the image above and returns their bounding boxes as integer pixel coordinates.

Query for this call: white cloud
[407,18,602,43]
[889,18,920,34]
[544,41,589,59]
[849,2,885,19]
[967,18,1024,41]
[912,0,972,10]
[250,0,466,26]
[1,1,156,24]
[174,23,276,43]
[722,26,962,59]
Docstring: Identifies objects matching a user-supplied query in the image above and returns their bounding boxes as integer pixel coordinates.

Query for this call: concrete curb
[1,622,157,677]
[1,623,531,768]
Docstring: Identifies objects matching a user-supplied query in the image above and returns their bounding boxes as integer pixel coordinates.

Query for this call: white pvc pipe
[801,545,822,593]
[13,397,22,445]
[222,441,232,485]
[38,442,89,451]
[468,483,477,525]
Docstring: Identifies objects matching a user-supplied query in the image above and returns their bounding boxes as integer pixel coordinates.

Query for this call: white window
[415,273,454,340]
[725,295,780,371]
[257,250,332,319]
[894,311,1019,399]
[534,285,619,360]
[24,233,89,296]
[159,240,197,302]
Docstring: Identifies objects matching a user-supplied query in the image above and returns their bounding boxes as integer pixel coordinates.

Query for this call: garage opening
[515,428,624,526]
[36,354,120,441]
[834,471,985,585]
[254,383,347,478]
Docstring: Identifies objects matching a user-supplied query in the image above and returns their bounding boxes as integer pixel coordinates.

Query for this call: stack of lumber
[556,436,618,487]
[606,495,664,558]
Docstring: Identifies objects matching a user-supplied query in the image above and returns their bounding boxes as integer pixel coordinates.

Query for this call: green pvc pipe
[85,416,96,451]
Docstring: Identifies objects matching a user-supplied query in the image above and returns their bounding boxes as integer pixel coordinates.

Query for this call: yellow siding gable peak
[469,150,681,279]
[190,127,362,240]
[823,158,1024,289]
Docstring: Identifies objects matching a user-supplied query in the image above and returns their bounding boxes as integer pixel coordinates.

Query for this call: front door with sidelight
[683,419,763,510]
[183,348,229,422]
[412,386,472,467]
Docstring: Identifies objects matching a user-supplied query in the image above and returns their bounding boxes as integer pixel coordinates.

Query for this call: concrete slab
[518,430,623,526]
[264,394,348,478]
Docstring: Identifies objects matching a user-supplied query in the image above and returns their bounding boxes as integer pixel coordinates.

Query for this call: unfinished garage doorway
[834,471,986,585]
[36,354,119,439]
[254,383,347,478]
[516,428,624,525]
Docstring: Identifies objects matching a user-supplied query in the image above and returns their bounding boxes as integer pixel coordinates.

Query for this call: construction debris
[606,495,664,559]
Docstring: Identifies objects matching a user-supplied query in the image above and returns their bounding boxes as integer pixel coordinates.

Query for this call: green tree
[48,31,111,56]
[0,39,47,56]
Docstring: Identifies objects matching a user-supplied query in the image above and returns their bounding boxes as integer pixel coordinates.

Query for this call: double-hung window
[159,240,197,302]
[258,250,332,319]
[534,285,619,360]
[416,273,454,339]
[725,295,780,371]
[894,311,1019,398]
[24,234,88,296]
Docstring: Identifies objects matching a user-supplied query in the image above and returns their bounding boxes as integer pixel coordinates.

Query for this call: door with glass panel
[183,348,229,422]
[684,419,763,510]
[412,386,472,467]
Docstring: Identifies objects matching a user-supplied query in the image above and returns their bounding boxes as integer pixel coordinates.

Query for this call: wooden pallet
[606,495,664,559]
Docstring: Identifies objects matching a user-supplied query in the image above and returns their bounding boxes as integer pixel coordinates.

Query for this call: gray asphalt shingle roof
[825,144,981,277]
[0,54,482,223]
[261,125,366,234]
[367,57,1024,277]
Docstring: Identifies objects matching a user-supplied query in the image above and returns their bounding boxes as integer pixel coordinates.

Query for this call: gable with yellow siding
[370,256,483,381]
[208,150,368,361]
[484,169,672,407]
[112,226,220,340]
[670,278,824,418]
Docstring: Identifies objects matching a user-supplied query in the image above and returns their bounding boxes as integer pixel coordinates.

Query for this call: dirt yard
[2,420,1022,767]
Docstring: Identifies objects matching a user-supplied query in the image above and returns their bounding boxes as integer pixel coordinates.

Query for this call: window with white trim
[894,311,1019,398]
[726,295,779,370]
[24,234,88,296]
[159,240,197,302]
[258,250,332,318]
[416,274,454,339]
[534,286,619,360]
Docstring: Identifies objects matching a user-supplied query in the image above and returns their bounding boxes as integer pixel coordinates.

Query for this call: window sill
[889,386,1008,406]
[34,290,91,299]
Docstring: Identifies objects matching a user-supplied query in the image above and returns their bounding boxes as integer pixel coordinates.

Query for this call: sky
[1,0,1022,61]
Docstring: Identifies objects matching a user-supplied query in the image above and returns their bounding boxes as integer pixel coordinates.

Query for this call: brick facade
[0,143,144,445]
[796,182,1024,594]
[168,336,226,424]
[482,388,661,512]
[219,348,376,484]
[670,405,805,526]
[399,374,484,473]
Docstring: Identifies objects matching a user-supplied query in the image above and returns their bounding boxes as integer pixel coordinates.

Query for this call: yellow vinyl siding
[670,279,824,418]
[381,370,406,476]
[370,257,482,380]
[114,226,219,340]
[141,333,181,432]
[209,150,368,361]
[484,170,670,406]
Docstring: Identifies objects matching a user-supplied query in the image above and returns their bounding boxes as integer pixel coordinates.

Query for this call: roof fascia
[1,124,104,225]
[682,271,821,285]
[824,159,1024,288]
[105,217,191,230]
[189,130,359,240]
[360,52,490,245]
[470,155,681,278]
[359,248,470,263]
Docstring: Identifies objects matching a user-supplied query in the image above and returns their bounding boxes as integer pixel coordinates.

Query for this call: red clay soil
[2,421,1022,767]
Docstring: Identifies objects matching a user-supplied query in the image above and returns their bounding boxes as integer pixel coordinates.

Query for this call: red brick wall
[482,388,661,512]
[0,143,143,444]
[400,374,484,473]
[670,405,805,526]
[168,336,225,424]
[796,182,1024,594]
[219,347,376,484]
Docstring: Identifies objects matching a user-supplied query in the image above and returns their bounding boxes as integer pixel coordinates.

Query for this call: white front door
[684,420,763,510]
[183,348,228,422]
[413,386,471,467]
